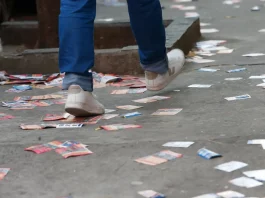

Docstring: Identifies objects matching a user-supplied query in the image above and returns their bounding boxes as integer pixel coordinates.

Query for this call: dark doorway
[11,0,37,20]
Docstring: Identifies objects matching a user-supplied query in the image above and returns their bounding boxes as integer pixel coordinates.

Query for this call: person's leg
[127,0,185,91]
[59,0,95,92]
[127,0,168,74]
[59,0,104,116]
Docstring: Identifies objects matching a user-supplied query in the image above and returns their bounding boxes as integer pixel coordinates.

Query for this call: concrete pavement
[1,0,265,197]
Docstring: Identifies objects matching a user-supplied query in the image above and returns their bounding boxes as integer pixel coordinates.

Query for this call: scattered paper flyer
[25,144,53,154]
[198,148,222,160]
[201,28,219,33]
[153,150,183,161]
[100,124,142,131]
[102,114,119,120]
[20,124,57,130]
[152,108,183,116]
[247,139,265,145]
[200,22,211,27]
[34,84,55,89]
[198,68,219,72]
[133,96,170,103]
[60,140,88,148]
[216,191,244,198]
[193,194,220,198]
[201,46,229,51]
[0,168,10,181]
[128,88,147,94]
[242,53,265,57]
[258,29,265,33]
[247,139,265,149]
[256,82,265,87]
[249,75,265,79]
[56,124,83,128]
[225,77,242,81]
[243,169,265,182]
[217,49,234,54]
[55,144,93,159]
[14,94,64,101]
[43,114,66,121]
[83,115,103,124]
[0,113,14,120]
[227,68,246,73]
[135,155,168,166]
[105,109,116,113]
[135,150,182,166]
[122,112,141,118]
[163,141,194,148]
[116,105,143,110]
[138,190,165,198]
[196,40,226,49]
[186,58,215,64]
[223,0,241,5]
[185,12,199,18]
[229,176,263,188]
[178,6,196,10]
[188,84,212,88]
[214,161,248,172]
[13,84,32,91]
[225,94,251,101]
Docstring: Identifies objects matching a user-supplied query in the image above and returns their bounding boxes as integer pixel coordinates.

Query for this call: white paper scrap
[163,141,194,148]
[185,12,199,18]
[179,6,196,10]
[186,58,215,63]
[249,75,265,79]
[196,40,226,48]
[217,49,234,54]
[105,109,116,113]
[256,83,265,87]
[225,77,242,81]
[204,46,229,51]
[242,53,265,57]
[258,29,265,33]
[138,190,164,198]
[170,4,184,9]
[199,68,219,72]
[215,161,248,172]
[247,139,265,145]
[225,94,251,101]
[216,190,244,198]
[201,28,219,33]
[229,177,263,188]
[188,84,212,88]
[200,22,211,27]
[193,194,220,198]
[247,139,265,149]
[243,169,265,182]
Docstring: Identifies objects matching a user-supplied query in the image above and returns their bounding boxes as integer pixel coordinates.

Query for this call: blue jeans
[59,0,168,91]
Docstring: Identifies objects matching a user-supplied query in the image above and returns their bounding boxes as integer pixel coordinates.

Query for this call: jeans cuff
[140,55,168,74]
[62,73,93,92]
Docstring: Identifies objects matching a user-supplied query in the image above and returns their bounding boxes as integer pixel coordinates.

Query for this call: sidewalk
[1,0,265,197]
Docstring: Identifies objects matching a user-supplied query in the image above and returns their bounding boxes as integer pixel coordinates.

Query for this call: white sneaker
[65,85,105,116]
[145,49,185,91]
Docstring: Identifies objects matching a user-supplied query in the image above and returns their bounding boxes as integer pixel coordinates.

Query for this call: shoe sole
[147,61,185,91]
[65,103,104,117]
